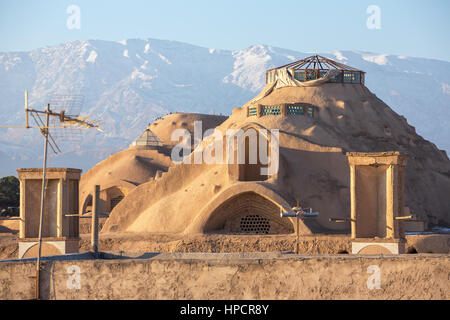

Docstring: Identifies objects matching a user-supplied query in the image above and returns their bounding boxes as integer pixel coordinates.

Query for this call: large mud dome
[101,83,450,235]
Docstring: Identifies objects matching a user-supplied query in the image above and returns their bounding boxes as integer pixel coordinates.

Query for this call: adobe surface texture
[0,252,448,299]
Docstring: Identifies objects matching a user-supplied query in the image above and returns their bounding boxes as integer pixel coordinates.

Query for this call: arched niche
[82,194,92,214]
[100,186,126,213]
[204,191,293,234]
[227,124,276,182]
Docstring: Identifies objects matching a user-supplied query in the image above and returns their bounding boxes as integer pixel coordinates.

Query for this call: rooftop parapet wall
[0,253,448,300]
[347,152,408,166]
[17,168,82,180]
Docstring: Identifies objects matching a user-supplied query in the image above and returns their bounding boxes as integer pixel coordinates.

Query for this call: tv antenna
[0,90,103,299]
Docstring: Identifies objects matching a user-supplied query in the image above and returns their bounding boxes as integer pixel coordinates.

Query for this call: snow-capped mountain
[0,38,449,177]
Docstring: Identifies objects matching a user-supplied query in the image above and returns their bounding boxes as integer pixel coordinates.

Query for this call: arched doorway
[238,132,268,181]
[227,124,274,182]
[82,194,92,214]
[100,186,125,213]
[204,191,293,234]
[81,186,125,215]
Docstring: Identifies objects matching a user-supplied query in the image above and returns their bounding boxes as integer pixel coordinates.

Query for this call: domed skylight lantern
[266,54,365,85]
[130,128,163,148]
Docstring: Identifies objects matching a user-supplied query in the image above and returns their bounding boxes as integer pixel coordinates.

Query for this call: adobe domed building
[82,55,450,236]
[79,113,227,215]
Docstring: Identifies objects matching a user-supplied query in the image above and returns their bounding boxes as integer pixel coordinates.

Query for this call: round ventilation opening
[240,214,270,234]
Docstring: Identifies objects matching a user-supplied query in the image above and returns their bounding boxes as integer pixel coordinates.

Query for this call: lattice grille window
[240,215,270,234]
[287,105,304,115]
[343,71,360,83]
[287,104,313,117]
[294,70,305,81]
[110,195,124,210]
[261,105,281,116]
[306,71,317,80]
[248,107,258,116]
[330,72,343,83]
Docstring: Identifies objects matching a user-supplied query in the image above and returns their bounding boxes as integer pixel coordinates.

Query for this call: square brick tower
[16,168,81,259]
[346,152,408,254]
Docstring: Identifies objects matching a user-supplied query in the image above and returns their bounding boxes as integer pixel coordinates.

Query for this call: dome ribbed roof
[268,54,365,72]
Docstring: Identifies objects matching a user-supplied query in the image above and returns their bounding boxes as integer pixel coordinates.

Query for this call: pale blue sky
[0,0,449,61]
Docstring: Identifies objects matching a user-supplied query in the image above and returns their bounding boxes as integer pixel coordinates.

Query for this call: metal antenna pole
[281,199,319,255]
[91,185,100,253]
[2,93,102,299]
[296,199,300,254]
[35,103,50,300]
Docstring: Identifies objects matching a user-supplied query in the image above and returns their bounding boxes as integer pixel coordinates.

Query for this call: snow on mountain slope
[0,38,449,176]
